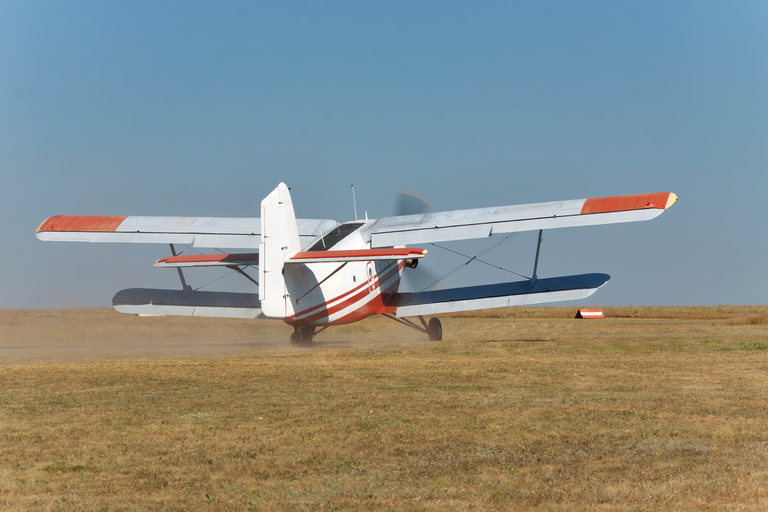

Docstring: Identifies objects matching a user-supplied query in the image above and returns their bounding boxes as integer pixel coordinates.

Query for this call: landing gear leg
[290,325,316,345]
[382,314,444,341]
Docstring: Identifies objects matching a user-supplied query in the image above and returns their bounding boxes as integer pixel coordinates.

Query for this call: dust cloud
[0,308,430,364]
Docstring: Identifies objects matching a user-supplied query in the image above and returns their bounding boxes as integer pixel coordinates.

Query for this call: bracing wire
[419,232,529,292]
[192,267,244,292]
[170,244,255,292]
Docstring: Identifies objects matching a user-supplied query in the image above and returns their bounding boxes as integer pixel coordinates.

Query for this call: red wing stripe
[156,253,259,265]
[291,248,426,261]
[36,215,128,233]
[580,193,675,215]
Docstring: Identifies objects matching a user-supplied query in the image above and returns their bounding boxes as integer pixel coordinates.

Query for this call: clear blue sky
[1,1,766,308]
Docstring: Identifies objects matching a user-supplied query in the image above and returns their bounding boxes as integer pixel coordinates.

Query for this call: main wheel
[291,326,315,345]
[427,317,442,341]
[300,325,316,343]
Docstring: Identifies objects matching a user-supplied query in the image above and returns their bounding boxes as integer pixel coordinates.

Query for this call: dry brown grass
[1,306,768,510]
[450,304,768,320]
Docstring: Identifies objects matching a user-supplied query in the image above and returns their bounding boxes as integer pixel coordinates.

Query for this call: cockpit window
[307,222,365,251]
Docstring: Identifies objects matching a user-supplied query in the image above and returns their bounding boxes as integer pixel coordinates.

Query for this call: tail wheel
[427,318,442,341]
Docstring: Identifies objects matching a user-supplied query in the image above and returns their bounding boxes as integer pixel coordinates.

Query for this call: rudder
[258,183,301,318]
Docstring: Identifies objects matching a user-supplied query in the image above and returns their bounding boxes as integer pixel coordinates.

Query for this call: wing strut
[170,244,193,292]
[229,266,259,287]
[529,230,543,289]
[294,263,348,304]
[381,313,429,334]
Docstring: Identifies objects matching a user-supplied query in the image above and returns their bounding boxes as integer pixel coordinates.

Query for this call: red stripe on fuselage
[290,276,371,319]
[287,261,403,326]
[332,276,400,324]
[290,261,402,320]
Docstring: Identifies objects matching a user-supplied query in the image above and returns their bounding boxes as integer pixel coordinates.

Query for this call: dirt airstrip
[1,306,767,510]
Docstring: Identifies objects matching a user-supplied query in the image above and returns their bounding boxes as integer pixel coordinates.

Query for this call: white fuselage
[283,225,405,326]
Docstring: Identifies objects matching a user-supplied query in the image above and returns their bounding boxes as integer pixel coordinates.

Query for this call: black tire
[427,318,442,341]
[291,325,315,345]
[300,326,315,343]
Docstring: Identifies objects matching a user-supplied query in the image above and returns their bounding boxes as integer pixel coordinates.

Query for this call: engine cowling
[404,258,419,269]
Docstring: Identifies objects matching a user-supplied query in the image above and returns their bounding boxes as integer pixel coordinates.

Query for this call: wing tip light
[36,216,55,234]
[665,193,678,209]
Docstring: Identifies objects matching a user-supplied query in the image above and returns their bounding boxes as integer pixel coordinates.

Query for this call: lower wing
[390,273,610,317]
[112,288,263,319]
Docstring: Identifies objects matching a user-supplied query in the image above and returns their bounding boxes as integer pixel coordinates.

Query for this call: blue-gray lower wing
[112,288,263,319]
[390,273,610,317]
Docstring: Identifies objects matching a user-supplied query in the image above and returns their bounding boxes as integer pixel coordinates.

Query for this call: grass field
[1,306,768,510]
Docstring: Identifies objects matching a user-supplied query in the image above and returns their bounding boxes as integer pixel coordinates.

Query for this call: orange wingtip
[36,215,128,233]
[581,192,677,215]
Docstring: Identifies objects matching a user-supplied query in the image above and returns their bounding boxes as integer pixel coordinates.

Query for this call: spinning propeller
[394,189,444,292]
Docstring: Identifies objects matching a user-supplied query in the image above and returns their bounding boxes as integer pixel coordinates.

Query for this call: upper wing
[36,215,337,249]
[366,192,677,247]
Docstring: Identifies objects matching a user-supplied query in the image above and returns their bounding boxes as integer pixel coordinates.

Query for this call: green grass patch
[738,342,768,351]
[42,461,102,474]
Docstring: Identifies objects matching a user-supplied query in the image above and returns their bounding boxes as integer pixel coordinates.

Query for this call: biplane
[36,183,676,343]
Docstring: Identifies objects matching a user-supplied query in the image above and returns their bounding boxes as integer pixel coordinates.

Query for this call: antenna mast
[351,184,358,221]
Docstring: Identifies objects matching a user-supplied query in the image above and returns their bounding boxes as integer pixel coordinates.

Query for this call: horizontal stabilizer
[287,248,427,264]
[392,273,610,317]
[155,253,259,268]
[112,288,263,319]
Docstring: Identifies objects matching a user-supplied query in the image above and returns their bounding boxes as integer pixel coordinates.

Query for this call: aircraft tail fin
[258,183,301,318]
